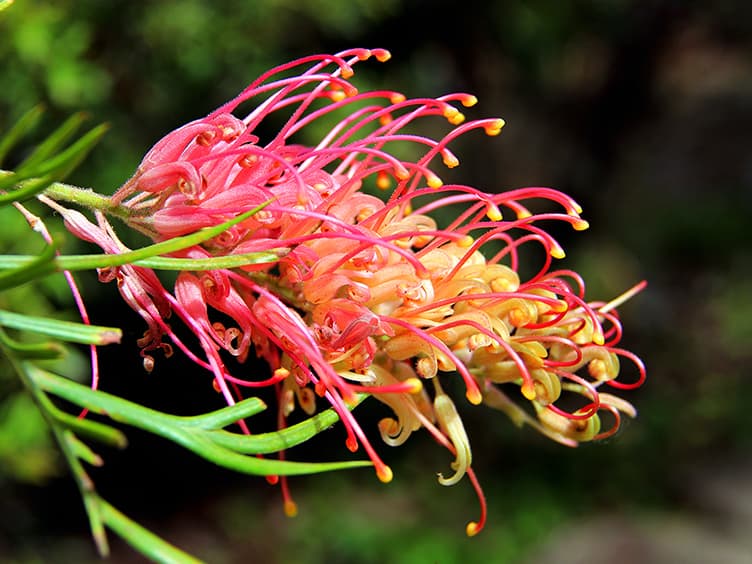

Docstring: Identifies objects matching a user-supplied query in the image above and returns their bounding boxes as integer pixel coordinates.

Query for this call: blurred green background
[1,1,751,562]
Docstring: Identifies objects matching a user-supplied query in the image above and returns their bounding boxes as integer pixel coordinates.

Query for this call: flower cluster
[56,48,645,534]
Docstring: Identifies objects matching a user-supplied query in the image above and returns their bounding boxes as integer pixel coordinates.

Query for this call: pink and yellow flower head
[61,48,646,534]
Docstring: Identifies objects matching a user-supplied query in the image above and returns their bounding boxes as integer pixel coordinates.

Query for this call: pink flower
[63,48,646,534]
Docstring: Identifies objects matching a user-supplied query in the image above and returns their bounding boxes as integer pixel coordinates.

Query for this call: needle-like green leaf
[27,123,110,181]
[0,326,65,360]
[0,104,45,164]
[16,112,88,173]
[207,396,366,454]
[0,250,282,272]
[0,309,122,345]
[27,365,373,476]
[0,174,55,205]
[0,240,57,290]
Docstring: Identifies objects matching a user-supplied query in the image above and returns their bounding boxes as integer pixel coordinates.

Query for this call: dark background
[1,1,751,562]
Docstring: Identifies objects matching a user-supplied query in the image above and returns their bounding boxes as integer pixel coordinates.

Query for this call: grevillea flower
[57,48,646,535]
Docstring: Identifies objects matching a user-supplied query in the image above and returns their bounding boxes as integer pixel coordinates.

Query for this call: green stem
[43,179,131,219]
[0,170,131,219]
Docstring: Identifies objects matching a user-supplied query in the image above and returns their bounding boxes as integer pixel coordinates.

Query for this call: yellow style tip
[486,205,503,221]
[376,173,392,190]
[373,49,391,62]
[466,521,480,537]
[550,247,566,259]
[458,235,475,248]
[466,387,483,405]
[329,90,347,102]
[462,95,478,108]
[484,118,505,136]
[443,106,459,119]
[395,166,411,181]
[405,377,423,394]
[284,500,299,518]
[379,113,394,126]
[449,112,466,125]
[443,154,460,168]
[377,465,394,483]
[444,106,466,125]
[427,173,443,188]
[573,219,589,231]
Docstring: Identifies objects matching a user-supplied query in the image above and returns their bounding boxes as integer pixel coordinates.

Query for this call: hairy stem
[0,169,131,219]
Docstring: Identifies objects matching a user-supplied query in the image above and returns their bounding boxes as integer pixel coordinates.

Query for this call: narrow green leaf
[178,434,373,476]
[81,493,109,557]
[0,169,41,191]
[207,398,364,454]
[130,251,282,271]
[57,246,280,271]
[16,112,88,173]
[180,397,267,429]
[58,411,128,450]
[64,430,104,467]
[0,240,57,290]
[0,104,45,164]
[0,250,282,273]
[0,309,122,345]
[0,170,20,191]
[28,365,373,477]
[39,392,128,449]
[0,123,108,191]
[98,498,204,564]
[0,256,25,268]
[0,327,65,360]
[0,174,55,206]
[30,123,110,180]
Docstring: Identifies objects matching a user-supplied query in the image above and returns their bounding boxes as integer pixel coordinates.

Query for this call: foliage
[0,108,372,561]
